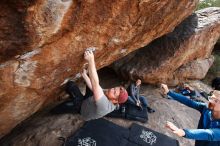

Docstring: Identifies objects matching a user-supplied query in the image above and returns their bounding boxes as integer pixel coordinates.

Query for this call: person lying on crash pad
[161,83,220,146]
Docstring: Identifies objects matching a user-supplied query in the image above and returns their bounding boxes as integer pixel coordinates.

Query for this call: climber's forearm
[88,59,100,88]
[82,74,92,90]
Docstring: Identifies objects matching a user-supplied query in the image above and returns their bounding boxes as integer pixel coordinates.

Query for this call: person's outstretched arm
[183,128,220,141]
[161,84,206,113]
[167,91,206,112]
[81,69,92,91]
[166,121,220,141]
[84,50,104,101]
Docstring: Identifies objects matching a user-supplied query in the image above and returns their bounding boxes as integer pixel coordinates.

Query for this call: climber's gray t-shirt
[80,94,116,121]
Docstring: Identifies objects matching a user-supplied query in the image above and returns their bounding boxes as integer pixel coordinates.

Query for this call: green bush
[197,0,220,10]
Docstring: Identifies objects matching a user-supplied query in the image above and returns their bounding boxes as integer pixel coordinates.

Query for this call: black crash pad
[64,119,179,146]
[64,118,129,146]
[128,123,179,146]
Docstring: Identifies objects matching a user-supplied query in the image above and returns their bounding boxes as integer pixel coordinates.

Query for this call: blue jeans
[127,96,148,108]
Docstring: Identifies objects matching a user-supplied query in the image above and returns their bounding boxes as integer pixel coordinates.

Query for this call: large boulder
[174,56,214,83]
[0,0,198,138]
[112,7,220,85]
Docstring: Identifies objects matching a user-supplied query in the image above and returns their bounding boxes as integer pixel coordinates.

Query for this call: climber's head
[104,86,128,104]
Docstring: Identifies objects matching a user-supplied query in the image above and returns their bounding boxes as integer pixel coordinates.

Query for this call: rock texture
[174,56,214,82]
[112,7,220,85]
[0,0,199,138]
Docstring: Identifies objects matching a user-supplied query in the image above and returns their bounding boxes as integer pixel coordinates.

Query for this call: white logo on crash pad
[78,137,96,146]
[140,130,157,145]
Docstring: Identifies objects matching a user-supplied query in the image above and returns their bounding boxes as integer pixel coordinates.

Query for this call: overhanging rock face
[112,7,220,85]
[0,0,198,138]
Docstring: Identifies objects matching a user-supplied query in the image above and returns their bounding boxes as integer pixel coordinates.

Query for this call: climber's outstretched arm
[84,50,104,101]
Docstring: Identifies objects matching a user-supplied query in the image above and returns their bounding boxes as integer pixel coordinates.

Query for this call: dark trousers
[127,96,148,108]
[126,96,155,113]
[51,81,93,114]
